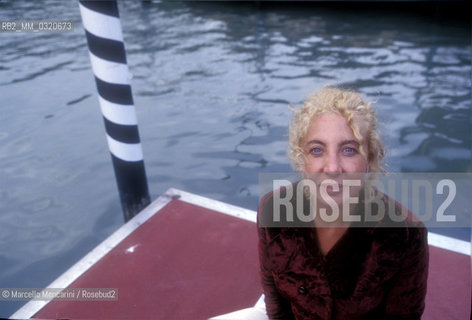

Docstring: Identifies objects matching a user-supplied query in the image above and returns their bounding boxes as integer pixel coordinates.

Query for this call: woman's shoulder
[366,192,428,256]
[258,181,299,207]
[257,181,307,228]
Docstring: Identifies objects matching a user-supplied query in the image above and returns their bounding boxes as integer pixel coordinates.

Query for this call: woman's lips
[325,183,343,195]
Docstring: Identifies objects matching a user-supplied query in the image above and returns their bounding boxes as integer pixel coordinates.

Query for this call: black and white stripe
[79,0,150,221]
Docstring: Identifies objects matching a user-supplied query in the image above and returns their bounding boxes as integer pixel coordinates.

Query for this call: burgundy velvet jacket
[257,186,429,320]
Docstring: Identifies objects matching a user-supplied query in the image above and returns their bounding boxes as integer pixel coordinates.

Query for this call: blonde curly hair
[288,86,385,173]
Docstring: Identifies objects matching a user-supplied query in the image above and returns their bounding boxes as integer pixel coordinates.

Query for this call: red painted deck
[424,245,470,320]
[34,197,261,319]
[11,189,471,319]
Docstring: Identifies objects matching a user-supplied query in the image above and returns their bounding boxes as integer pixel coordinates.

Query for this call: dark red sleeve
[383,226,429,319]
[257,195,295,320]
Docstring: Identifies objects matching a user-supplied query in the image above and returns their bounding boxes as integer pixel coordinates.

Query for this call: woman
[257,87,429,320]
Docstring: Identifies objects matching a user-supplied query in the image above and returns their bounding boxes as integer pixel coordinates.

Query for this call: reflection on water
[0,1,470,316]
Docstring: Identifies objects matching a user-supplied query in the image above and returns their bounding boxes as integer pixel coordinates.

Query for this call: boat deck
[11,188,471,319]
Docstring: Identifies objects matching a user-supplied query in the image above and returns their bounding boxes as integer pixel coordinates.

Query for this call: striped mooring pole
[79,0,150,222]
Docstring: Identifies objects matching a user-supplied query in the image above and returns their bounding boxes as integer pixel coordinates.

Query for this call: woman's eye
[310,147,322,155]
[343,147,357,155]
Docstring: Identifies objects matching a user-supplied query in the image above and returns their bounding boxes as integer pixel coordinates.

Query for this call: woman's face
[302,112,369,174]
[302,112,370,207]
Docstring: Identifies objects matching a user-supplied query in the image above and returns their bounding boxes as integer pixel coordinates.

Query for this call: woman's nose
[323,152,342,174]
